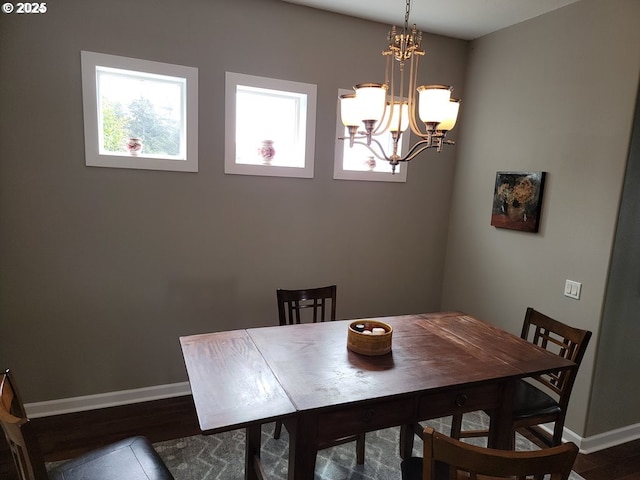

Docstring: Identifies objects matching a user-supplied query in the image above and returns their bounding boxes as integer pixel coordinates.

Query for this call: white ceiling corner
[280,0,583,40]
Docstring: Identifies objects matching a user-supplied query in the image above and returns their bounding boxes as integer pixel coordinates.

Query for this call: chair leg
[552,421,564,447]
[274,420,283,440]
[356,433,365,465]
[450,413,463,439]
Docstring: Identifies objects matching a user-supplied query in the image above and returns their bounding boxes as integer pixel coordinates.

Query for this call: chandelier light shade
[417,85,452,124]
[338,0,461,173]
[437,98,461,132]
[354,83,387,122]
[339,93,360,126]
[385,101,409,133]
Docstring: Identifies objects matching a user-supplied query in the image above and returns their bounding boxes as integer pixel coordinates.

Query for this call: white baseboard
[539,421,640,454]
[25,384,640,455]
[25,382,192,418]
[574,422,640,454]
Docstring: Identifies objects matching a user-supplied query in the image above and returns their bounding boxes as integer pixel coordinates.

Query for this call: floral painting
[491,171,546,233]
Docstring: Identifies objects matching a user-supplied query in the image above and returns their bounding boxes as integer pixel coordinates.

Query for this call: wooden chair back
[422,426,578,480]
[273,285,364,462]
[521,307,592,415]
[446,307,593,448]
[276,285,337,325]
[0,369,48,480]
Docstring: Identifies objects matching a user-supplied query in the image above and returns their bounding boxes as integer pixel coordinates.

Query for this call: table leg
[286,415,319,480]
[488,380,516,450]
[245,424,262,480]
[399,424,415,459]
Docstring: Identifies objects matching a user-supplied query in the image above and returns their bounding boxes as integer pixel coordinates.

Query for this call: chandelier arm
[395,58,407,134]
[408,53,420,135]
[380,59,404,136]
[408,54,429,138]
[372,101,390,136]
[373,57,393,136]
[373,109,391,137]
[395,137,438,163]
[384,49,391,85]
[340,135,449,167]
[398,57,406,106]
[349,138,391,162]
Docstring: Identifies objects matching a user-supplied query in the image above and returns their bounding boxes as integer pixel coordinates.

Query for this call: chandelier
[339,0,461,174]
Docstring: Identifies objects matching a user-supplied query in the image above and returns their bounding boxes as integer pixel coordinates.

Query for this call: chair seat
[48,436,174,480]
[514,379,562,420]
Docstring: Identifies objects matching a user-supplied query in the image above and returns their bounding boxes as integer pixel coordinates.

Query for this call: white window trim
[81,51,198,173]
[333,88,408,183]
[225,72,317,179]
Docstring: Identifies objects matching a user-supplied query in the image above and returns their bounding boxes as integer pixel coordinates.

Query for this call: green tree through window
[101,98,130,152]
[101,97,180,156]
[127,97,180,155]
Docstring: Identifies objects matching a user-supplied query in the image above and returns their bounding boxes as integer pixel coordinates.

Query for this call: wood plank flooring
[572,437,640,480]
[1,395,638,480]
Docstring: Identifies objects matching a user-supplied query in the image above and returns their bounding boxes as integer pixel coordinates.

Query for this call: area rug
[152,413,586,480]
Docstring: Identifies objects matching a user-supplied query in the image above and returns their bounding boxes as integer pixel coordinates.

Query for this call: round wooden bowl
[347,320,393,356]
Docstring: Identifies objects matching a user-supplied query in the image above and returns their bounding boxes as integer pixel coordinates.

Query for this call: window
[333,89,408,182]
[225,72,317,178]
[81,51,198,172]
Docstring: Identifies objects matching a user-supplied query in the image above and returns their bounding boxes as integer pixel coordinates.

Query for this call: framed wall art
[490,171,546,233]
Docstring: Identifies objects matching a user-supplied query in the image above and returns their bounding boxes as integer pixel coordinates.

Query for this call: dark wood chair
[274,284,365,464]
[276,284,337,325]
[448,307,592,448]
[0,369,175,480]
[401,426,578,480]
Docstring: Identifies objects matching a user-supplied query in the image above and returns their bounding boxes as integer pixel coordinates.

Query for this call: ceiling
[280,0,582,40]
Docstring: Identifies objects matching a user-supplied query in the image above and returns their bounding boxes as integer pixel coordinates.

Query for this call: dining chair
[276,284,337,325]
[0,368,175,480]
[274,284,365,464]
[274,284,337,440]
[401,426,578,480]
[448,307,592,448]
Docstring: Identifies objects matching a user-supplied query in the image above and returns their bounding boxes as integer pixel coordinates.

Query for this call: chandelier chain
[404,0,411,31]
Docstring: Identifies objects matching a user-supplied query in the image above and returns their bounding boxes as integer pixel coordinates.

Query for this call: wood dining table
[179,312,576,480]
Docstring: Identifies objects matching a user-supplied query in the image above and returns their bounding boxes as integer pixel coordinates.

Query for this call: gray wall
[589,82,640,435]
[0,0,467,401]
[2,0,639,441]
[441,0,640,438]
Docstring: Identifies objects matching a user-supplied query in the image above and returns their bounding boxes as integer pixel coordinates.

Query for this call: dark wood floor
[572,437,640,480]
[1,395,639,479]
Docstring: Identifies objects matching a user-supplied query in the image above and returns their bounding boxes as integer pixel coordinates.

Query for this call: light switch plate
[564,280,581,300]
